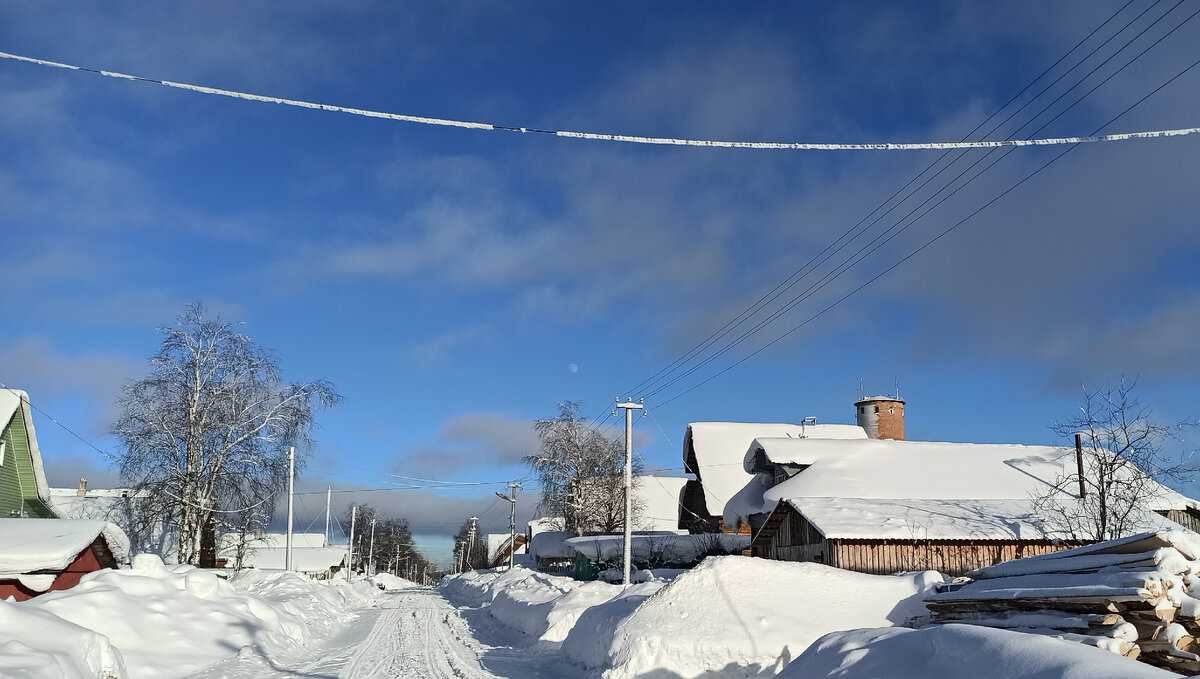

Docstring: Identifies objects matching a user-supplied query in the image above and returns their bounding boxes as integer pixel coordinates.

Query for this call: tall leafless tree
[524,402,642,536]
[1033,380,1195,542]
[112,304,339,565]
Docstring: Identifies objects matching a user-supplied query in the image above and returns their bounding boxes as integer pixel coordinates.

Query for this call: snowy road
[187,587,584,679]
[339,589,497,678]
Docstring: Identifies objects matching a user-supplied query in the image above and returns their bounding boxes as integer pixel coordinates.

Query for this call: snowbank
[0,600,126,678]
[591,556,943,679]
[778,624,1175,679]
[561,582,665,669]
[6,554,380,679]
[440,567,627,642]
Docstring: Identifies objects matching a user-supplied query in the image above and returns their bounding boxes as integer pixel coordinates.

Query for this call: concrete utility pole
[347,505,357,583]
[285,446,295,571]
[495,482,520,570]
[324,486,331,547]
[615,398,644,586]
[368,518,377,576]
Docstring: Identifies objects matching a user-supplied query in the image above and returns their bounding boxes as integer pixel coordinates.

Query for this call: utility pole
[394,543,400,576]
[347,505,357,583]
[285,446,295,572]
[465,516,478,571]
[495,482,520,570]
[615,398,643,587]
[324,486,331,547]
[368,518,377,577]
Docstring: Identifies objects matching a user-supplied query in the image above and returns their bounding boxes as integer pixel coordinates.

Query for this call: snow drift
[778,624,1176,679]
[580,556,942,679]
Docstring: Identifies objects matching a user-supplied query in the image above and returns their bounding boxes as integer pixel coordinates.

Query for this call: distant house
[730,437,1198,576]
[680,420,867,533]
[220,532,347,579]
[634,475,689,532]
[0,389,56,519]
[48,479,178,561]
[486,532,526,569]
[0,518,129,600]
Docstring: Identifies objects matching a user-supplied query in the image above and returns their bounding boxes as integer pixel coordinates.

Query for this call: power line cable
[640,2,1200,401]
[0,49,1197,151]
[655,53,1200,409]
[621,0,1149,400]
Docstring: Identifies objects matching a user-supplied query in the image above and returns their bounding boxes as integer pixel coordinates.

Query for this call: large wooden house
[728,437,1200,576]
[680,420,866,533]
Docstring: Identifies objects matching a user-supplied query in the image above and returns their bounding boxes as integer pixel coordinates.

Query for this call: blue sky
[2,2,1199,565]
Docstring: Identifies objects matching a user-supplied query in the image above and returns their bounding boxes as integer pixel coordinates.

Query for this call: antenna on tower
[858,377,864,400]
[895,377,901,401]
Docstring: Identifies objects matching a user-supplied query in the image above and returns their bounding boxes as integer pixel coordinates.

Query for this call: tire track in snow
[339,589,499,679]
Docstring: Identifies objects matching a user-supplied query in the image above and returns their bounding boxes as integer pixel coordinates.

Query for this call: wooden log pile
[920,530,1200,674]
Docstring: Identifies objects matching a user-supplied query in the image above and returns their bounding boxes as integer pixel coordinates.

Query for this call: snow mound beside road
[778,624,1175,679]
[594,556,943,679]
[5,555,379,679]
[441,566,629,642]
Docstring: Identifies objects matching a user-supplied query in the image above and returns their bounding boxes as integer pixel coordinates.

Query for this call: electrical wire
[0,49,1197,151]
[636,1,1200,404]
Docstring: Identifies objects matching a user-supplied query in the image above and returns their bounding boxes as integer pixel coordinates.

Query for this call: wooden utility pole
[1076,433,1087,498]
[615,398,643,586]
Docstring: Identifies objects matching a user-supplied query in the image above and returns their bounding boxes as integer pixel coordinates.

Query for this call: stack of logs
[921,530,1200,675]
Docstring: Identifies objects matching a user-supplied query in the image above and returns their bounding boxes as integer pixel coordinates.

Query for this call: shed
[680,421,866,533]
[0,518,129,600]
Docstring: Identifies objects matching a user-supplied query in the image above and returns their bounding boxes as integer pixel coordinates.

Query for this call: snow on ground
[369,572,419,591]
[0,599,126,678]
[778,624,1177,679]
[585,556,943,679]
[440,566,633,642]
[444,557,942,679]
[2,555,380,679]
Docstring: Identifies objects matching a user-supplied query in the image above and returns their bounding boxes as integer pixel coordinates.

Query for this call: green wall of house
[0,408,55,518]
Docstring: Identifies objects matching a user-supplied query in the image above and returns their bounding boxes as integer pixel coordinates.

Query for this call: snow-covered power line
[1,49,1198,151]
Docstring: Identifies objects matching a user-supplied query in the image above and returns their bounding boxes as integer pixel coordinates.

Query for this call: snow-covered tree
[113,304,339,565]
[1032,380,1195,542]
[524,402,642,536]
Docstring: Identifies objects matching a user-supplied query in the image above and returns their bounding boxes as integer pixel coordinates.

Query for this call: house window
[888,407,894,414]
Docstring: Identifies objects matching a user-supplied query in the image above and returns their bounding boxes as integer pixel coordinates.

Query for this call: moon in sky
[569,363,579,373]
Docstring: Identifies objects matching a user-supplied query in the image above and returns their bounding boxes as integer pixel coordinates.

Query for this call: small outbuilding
[0,518,130,600]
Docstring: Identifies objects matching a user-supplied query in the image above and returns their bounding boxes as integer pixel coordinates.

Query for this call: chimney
[854,396,906,440]
[77,478,88,496]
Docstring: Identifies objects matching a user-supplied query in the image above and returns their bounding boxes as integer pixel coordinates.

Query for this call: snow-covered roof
[0,389,52,508]
[635,475,688,531]
[256,533,327,549]
[759,439,1070,509]
[0,518,130,577]
[234,546,347,572]
[564,533,749,563]
[743,436,835,472]
[527,517,564,537]
[684,422,867,517]
[529,530,576,560]
[789,497,1180,541]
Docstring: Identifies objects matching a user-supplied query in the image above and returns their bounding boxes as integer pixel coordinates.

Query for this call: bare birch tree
[113,304,339,565]
[1032,380,1195,542]
[524,402,642,536]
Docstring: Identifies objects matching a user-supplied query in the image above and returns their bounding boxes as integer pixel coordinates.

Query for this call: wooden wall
[753,503,1072,576]
[829,539,1067,576]
[1161,509,1200,534]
